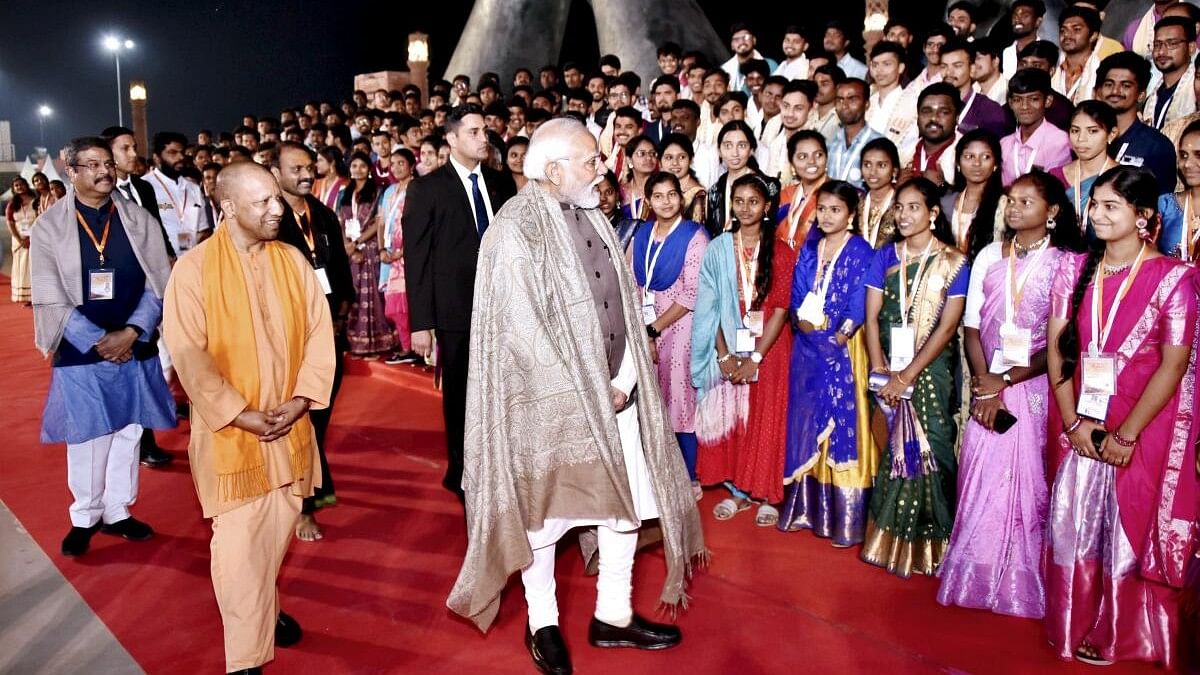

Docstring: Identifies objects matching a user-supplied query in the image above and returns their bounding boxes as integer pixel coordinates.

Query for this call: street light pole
[104,36,135,126]
[114,50,123,126]
[37,105,52,147]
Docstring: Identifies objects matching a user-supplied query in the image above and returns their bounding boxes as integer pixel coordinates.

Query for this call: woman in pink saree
[1045,165,1200,667]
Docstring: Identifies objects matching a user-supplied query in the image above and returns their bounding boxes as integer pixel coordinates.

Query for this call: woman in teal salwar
[860,177,969,578]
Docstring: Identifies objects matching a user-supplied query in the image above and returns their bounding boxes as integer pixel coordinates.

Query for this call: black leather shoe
[525,625,572,674]
[226,669,261,675]
[100,517,154,541]
[138,432,174,466]
[275,611,302,647]
[588,614,681,650]
[61,524,100,557]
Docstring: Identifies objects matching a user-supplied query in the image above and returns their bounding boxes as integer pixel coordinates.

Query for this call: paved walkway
[0,500,141,674]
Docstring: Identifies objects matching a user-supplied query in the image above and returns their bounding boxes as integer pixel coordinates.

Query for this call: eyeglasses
[1152,38,1189,51]
[72,160,116,172]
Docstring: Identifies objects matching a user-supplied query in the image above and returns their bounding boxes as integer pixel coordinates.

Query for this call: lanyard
[735,230,760,310]
[1072,159,1113,223]
[151,171,189,223]
[75,205,114,266]
[293,210,316,261]
[1012,144,1037,178]
[898,236,935,328]
[629,196,643,220]
[1115,142,1130,164]
[1153,83,1176,130]
[642,216,682,289]
[1004,238,1050,324]
[863,188,894,247]
[814,232,850,299]
[1090,243,1148,355]
[723,178,733,231]
[957,92,977,126]
[787,179,825,245]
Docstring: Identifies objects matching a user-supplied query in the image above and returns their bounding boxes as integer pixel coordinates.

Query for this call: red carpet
[0,274,1161,674]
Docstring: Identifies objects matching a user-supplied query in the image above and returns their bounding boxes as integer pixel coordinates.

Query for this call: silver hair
[524,117,590,182]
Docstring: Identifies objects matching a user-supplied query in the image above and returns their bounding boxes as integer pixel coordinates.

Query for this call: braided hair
[1056,165,1159,382]
[731,172,778,309]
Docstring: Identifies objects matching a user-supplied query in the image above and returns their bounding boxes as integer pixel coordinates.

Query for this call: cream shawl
[446,181,706,631]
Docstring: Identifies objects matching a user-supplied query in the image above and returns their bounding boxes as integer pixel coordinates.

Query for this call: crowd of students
[12,0,1200,668]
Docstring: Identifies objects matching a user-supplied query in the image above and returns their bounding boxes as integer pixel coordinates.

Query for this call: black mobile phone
[994,409,1018,434]
[1091,429,1108,448]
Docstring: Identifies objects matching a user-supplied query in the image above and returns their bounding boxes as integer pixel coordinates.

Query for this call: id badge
[988,349,1011,375]
[796,292,826,328]
[890,325,915,371]
[735,328,756,353]
[641,301,657,326]
[88,269,115,301]
[178,230,194,250]
[1081,354,1116,395]
[344,218,362,240]
[1000,323,1032,367]
[1077,393,1111,421]
[314,267,333,295]
[744,310,764,337]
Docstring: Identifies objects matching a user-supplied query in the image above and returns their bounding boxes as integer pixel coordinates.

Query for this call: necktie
[469,173,489,236]
[118,182,133,201]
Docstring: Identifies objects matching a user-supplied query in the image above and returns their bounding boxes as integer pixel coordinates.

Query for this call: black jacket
[277,195,355,323]
[115,174,176,258]
[402,162,517,333]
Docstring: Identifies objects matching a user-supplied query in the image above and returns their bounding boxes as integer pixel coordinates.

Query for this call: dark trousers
[438,329,470,496]
[302,350,345,515]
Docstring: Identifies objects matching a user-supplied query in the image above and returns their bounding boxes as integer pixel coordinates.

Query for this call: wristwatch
[749,351,763,364]
[646,324,661,339]
[1002,372,1013,386]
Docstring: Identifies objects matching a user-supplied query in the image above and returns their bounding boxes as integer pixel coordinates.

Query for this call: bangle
[1065,417,1083,434]
[717,353,735,364]
[974,392,998,401]
[1112,431,1137,448]
[895,372,911,386]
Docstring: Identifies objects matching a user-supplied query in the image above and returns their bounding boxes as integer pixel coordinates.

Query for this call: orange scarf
[202,225,312,501]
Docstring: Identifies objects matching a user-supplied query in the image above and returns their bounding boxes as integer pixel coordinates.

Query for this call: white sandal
[755,504,779,527]
[713,497,751,520]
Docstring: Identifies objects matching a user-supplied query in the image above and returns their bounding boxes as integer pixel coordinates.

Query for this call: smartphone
[1091,429,1108,449]
[993,409,1018,434]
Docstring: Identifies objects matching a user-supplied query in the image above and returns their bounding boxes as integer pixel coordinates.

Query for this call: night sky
[0,1,947,157]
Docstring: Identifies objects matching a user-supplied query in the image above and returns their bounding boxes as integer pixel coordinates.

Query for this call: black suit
[646,119,672,148]
[403,162,516,495]
[278,195,355,514]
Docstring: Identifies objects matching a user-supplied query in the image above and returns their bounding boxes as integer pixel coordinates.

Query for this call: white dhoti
[66,423,142,527]
[522,349,656,630]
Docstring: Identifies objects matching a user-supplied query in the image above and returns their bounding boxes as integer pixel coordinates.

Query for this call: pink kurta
[636,229,707,433]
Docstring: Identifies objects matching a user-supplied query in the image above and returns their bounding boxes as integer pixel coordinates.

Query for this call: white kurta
[526,346,660,549]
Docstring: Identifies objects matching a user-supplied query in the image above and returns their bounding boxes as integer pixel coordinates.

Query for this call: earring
[1046,216,1056,230]
[1136,217,1152,241]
